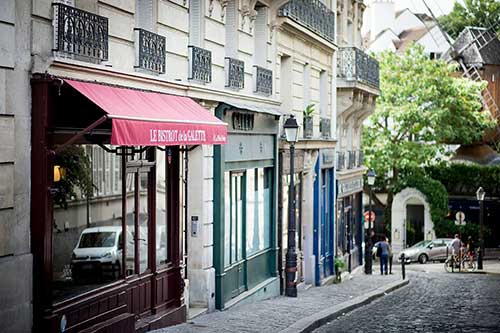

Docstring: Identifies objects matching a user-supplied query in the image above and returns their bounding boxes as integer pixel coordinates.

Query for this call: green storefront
[214,103,280,309]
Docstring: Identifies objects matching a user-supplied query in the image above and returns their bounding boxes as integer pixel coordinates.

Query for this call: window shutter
[189,0,204,46]
[137,0,154,31]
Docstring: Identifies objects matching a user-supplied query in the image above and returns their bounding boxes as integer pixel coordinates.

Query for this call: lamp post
[284,115,299,297]
[476,187,485,270]
[364,169,376,274]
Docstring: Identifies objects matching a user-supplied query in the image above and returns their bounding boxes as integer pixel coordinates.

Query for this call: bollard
[401,253,406,280]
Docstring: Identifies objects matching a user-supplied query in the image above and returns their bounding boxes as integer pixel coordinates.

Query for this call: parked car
[71,226,123,280]
[398,238,453,264]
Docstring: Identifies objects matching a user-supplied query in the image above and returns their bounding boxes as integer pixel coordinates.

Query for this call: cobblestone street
[314,265,500,333]
[153,269,403,333]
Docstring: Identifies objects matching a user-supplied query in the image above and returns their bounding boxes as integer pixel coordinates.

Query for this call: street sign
[455,211,466,226]
[364,211,375,223]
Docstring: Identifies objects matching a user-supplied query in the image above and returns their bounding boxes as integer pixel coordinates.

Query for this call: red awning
[65,79,227,146]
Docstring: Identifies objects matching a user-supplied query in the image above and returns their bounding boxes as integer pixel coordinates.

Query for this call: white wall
[369,0,395,38]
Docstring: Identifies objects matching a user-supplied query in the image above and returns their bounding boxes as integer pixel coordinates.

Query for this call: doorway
[406,204,424,247]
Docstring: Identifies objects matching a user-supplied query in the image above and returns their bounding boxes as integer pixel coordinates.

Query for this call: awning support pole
[55,115,108,153]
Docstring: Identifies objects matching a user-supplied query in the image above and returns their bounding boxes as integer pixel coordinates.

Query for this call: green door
[224,171,247,298]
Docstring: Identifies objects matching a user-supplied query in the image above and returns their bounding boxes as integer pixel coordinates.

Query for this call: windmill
[420,0,500,121]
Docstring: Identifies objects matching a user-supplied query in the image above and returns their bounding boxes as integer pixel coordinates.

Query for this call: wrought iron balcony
[253,66,272,96]
[347,150,357,169]
[320,118,331,138]
[278,0,336,44]
[337,47,380,89]
[336,152,346,171]
[134,29,166,74]
[53,3,108,62]
[188,46,212,83]
[225,57,244,89]
[357,150,364,167]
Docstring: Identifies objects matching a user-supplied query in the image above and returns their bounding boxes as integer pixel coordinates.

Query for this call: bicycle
[444,248,477,273]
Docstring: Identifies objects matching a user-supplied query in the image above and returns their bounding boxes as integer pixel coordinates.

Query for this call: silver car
[399,238,453,264]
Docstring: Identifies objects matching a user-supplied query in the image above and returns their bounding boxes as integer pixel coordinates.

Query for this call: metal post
[364,186,373,274]
[478,200,484,270]
[401,253,406,280]
[285,143,297,297]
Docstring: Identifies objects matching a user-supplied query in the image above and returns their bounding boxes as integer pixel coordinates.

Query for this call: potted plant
[334,256,346,283]
[303,103,314,138]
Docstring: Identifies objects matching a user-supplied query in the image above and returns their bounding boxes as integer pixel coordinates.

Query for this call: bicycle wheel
[444,258,453,273]
[466,261,477,272]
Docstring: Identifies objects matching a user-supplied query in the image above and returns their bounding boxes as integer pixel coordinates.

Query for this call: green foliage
[393,169,449,237]
[425,163,500,197]
[54,146,93,209]
[363,44,495,191]
[303,103,315,118]
[334,256,346,271]
[439,0,500,39]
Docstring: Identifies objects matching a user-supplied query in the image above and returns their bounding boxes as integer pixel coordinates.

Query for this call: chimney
[370,0,395,37]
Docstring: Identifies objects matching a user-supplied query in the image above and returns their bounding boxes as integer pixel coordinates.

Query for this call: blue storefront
[314,149,336,285]
[336,175,364,272]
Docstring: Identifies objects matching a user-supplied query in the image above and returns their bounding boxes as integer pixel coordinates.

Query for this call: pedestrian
[386,237,393,274]
[378,236,390,275]
[450,234,462,257]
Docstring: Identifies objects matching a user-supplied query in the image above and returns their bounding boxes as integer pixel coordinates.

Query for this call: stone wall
[0,0,33,332]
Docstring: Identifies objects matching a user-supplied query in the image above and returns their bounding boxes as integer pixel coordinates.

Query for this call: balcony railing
[278,0,335,44]
[53,3,109,61]
[134,29,166,74]
[253,66,272,96]
[320,118,331,138]
[347,150,357,169]
[225,57,244,89]
[337,47,380,89]
[336,152,346,171]
[188,46,212,83]
[357,150,364,167]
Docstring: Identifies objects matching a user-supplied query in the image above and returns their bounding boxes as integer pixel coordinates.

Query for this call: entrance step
[188,307,208,320]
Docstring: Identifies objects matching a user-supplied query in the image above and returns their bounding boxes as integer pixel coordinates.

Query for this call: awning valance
[65,80,227,146]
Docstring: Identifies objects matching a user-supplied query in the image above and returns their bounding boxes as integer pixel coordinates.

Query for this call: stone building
[0,0,286,331]
[276,0,338,288]
[335,0,379,271]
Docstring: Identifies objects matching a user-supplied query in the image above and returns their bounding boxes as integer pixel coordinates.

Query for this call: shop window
[224,167,273,266]
[52,145,124,303]
[156,150,169,266]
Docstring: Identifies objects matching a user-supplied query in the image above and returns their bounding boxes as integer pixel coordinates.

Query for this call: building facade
[335,0,379,271]
[0,0,289,331]
[276,0,338,288]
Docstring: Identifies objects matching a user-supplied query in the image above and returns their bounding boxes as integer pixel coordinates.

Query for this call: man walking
[378,237,390,275]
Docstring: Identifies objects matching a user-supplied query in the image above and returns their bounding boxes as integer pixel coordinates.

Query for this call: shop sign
[338,177,363,197]
[225,134,274,162]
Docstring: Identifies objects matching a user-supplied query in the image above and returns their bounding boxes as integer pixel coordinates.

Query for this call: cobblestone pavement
[314,270,500,333]
[153,269,402,333]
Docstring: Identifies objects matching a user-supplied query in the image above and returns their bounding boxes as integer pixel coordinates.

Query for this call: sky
[394,0,463,16]
[368,0,464,16]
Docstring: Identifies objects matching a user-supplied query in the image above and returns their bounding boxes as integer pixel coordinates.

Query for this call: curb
[279,278,410,333]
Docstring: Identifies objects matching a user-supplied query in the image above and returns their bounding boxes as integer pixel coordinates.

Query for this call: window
[254,6,268,67]
[224,167,273,266]
[430,52,441,60]
[136,0,154,31]
[156,149,169,266]
[319,70,328,117]
[52,145,124,302]
[189,0,205,47]
[225,0,238,58]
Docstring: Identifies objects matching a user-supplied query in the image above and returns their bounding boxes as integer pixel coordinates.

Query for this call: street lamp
[476,187,485,270]
[364,169,376,274]
[284,115,299,297]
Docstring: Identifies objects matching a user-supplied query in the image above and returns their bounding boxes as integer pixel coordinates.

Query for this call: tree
[362,44,495,228]
[439,0,500,39]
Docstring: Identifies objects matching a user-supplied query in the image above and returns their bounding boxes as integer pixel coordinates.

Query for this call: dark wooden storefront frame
[31,75,185,333]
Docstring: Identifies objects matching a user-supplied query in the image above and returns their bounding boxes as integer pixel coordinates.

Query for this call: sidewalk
[152,268,408,333]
